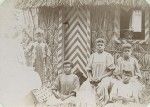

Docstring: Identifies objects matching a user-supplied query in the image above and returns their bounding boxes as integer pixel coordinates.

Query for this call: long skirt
[77,77,118,107]
[77,79,97,107]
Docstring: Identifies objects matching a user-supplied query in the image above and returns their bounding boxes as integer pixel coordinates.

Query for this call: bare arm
[51,75,61,99]
[134,58,142,79]
[65,93,76,99]
[86,54,94,80]
[87,70,93,80]
[98,70,113,81]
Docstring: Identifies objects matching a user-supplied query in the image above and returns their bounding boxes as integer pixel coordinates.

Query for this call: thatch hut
[15,0,150,83]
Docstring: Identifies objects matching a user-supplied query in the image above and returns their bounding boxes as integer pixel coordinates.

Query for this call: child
[30,30,50,83]
[46,61,80,107]
[105,70,145,107]
[21,30,33,66]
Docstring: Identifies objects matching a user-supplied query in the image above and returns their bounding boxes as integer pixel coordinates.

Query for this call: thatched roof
[16,0,149,9]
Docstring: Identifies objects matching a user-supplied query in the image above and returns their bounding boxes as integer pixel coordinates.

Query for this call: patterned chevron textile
[64,8,91,78]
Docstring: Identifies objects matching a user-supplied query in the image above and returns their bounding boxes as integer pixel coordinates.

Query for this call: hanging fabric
[131,10,142,32]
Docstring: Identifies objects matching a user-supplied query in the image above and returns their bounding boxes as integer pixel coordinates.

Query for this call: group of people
[44,38,145,107]
[20,29,145,107]
[0,29,145,107]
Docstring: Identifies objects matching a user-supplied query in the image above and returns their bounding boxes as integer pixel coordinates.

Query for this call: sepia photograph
[0,0,150,107]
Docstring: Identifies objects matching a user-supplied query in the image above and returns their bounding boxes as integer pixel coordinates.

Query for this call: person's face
[122,73,131,84]
[123,48,132,57]
[96,42,105,52]
[63,64,72,75]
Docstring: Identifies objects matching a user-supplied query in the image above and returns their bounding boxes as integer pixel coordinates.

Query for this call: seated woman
[115,43,142,79]
[115,43,144,98]
[105,70,145,107]
[46,60,80,107]
[80,38,116,106]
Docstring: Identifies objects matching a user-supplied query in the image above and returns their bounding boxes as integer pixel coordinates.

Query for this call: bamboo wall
[22,7,150,83]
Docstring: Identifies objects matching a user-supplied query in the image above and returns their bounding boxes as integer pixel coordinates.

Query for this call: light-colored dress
[110,80,138,101]
[106,80,145,107]
[80,51,116,106]
[32,42,50,83]
[77,79,97,107]
[46,74,80,107]
[116,57,142,78]
[86,52,115,78]
[115,56,144,98]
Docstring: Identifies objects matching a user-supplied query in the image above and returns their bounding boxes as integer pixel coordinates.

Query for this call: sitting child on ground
[105,70,145,107]
[46,60,80,107]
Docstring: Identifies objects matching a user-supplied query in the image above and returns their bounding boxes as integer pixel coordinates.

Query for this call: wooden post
[86,8,91,58]
[57,9,64,74]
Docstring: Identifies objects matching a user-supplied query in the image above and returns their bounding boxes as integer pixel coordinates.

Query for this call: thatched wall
[22,6,150,83]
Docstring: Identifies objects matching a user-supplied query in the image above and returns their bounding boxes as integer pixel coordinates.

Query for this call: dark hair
[96,38,106,44]
[122,70,132,76]
[63,60,73,68]
[122,43,132,51]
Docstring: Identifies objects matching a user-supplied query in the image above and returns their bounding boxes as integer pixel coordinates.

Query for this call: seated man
[46,60,80,107]
[105,70,145,107]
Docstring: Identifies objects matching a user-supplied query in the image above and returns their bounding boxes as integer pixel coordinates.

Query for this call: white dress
[0,37,42,107]
[105,80,145,107]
